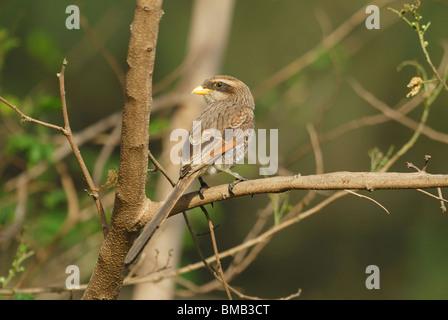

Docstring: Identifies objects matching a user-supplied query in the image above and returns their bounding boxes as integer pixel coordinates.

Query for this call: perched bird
[125,75,255,265]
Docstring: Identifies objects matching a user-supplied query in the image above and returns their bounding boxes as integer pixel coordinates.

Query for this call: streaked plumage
[125,75,255,265]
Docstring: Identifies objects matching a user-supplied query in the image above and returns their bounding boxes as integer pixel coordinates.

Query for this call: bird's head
[192,75,254,108]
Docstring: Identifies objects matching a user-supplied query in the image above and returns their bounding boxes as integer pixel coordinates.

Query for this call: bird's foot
[228,177,250,195]
[198,177,209,199]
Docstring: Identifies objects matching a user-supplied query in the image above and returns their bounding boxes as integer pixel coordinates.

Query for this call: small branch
[0,60,109,237]
[350,79,431,173]
[437,188,447,213]
[126,191,347,288]
[57,59,109,237]
[344,190,390,215]
[201,207,232,300]
[0,96,62,131]
[415,188,448,203]
[148,149,175,186]
[4,112,122,192]
[388,4,448,91]
[307,123,324,174]
[415,24,448,92]
[406,155,447,213]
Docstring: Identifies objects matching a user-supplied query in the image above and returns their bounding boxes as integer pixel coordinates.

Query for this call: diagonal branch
[57,59,109,236]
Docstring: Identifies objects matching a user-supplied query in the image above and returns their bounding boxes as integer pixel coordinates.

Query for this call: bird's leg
[217,167,250,195]
[198,176,209,199]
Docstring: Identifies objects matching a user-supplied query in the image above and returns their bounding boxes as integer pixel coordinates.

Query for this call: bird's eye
[214,82,224,89]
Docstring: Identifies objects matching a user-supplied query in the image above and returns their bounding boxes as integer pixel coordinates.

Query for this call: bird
[125,75,255,265]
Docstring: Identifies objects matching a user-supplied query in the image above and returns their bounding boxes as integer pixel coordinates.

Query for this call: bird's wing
[180,106,254,177]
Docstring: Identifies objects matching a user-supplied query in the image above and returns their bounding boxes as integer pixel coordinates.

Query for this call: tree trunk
[132,0,235,300]
[82,0,163,300]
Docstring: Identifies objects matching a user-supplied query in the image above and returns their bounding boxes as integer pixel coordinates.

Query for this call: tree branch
[57,59,109,236]
[137,171,448,224]
[82,0,163,300]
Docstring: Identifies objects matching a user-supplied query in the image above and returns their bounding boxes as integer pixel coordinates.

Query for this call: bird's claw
[228,179,244,195]
[198,177,209,199]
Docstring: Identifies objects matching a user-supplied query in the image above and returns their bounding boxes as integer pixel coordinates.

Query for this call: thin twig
[0,60,109,237]
[344,190,390,215]
[437,188,447,213]
[0,96,62,131]
[415,188,448,204]
[57,59,109,236]
[148,149,175,186]
[306,123,324,174]
[284,44,448,169]
[0,59,108,236]
[125,191,347,288]
[4,112,122,192]
[200,207,232,300]
[349,79,433,173]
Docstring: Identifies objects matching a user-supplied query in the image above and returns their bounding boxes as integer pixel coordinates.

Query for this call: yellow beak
[191,85,214,95]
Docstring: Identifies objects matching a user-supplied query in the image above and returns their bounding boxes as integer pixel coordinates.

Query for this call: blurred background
[1,0,448,300]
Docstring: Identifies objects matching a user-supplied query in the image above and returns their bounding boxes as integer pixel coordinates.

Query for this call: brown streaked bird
[125,75,255,265]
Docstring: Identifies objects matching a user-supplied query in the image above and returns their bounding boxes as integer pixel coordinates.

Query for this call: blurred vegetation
[1,0,448,300]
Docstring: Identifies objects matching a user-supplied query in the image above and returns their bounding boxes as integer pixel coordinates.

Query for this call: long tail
[125,173,198,265]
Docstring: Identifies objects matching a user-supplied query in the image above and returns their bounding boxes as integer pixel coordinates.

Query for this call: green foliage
[369,146,394,172]
[270,193,291,225]
[6,133,54,167]
[12,292,35,300]
[25,29,63,71]
[0,242,34,290]
[389,1,430,35]
[389,1,448,95]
